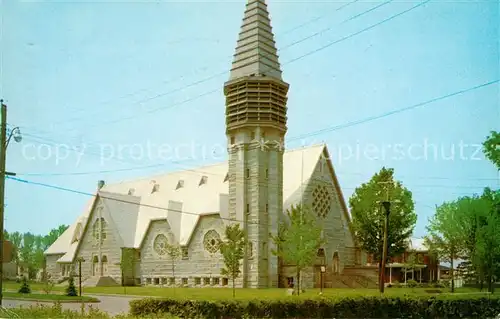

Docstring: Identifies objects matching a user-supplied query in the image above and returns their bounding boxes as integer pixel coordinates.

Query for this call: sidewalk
[3,289,155,299]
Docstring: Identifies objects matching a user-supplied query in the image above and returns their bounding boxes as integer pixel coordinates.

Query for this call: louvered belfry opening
[224,77,288,133]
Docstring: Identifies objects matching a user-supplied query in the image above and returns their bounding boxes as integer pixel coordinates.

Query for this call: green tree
[18,276,31,294]
[43,225,69,249]
[65,276,78,296]
[482,130,500,170]
[425,200,467,293]
[474,188,500,293]
[349,167,417,276]
[165,242,181,293]
[19,232,36,278]
[271,204,323,295]
[219,223,245,298]
[405,249,418,283]
[454,195,489,289]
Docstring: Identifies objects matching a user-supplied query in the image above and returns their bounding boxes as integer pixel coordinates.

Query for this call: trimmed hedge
[130,296,500,318]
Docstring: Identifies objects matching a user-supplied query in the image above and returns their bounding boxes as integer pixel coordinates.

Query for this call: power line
[8,149,492,195]
[20,0,413,135]
[14,133,500,187]
[79,0,414,130]
[11,78,498,180]
[22,0,361,134]
[5,175,483,231]
[8,0,437,177]
[12,0,424,167]
[288,79,499,142]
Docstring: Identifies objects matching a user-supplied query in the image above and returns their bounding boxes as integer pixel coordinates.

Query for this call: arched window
[248,241,253,258]
[102,255,108,275]
[92,216,107,243]
[92,255,99,276]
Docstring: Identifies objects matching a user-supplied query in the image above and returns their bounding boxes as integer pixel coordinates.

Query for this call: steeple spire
[230,0,282,80]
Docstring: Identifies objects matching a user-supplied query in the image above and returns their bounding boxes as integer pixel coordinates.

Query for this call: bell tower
[224,0,288,288]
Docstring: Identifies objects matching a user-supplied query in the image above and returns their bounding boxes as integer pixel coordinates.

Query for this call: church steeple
[230,0,282,80]
[224,0,288,288]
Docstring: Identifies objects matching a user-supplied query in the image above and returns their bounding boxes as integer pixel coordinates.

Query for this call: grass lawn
[3,280,497,300]
[82,286,499,300]
[3,291,99,303]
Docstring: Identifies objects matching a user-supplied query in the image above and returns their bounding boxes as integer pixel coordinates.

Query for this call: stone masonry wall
[139,216,233,287]
[45,254,64,282]
[280,149,358,288]
[74,198,123,285]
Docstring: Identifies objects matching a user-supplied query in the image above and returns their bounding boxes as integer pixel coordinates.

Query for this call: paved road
[3,295,141,316]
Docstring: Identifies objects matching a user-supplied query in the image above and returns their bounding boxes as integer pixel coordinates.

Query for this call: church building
[44,0,370,289]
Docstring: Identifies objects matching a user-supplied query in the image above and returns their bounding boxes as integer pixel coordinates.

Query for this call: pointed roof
[229,0,282,81]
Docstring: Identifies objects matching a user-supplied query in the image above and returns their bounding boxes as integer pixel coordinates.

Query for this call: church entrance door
[333,252,340,275]
[313,266,322,288]
[102,255,108,275]
[92,255,99,276]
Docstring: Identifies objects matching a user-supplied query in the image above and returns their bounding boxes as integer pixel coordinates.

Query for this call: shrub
[432,282,446,288]
[18,276,31,294]
[129,296,500,318]
[66,276,78,296]
[42,273,55,295]
[1,302,179,318]
[407,279,418,288]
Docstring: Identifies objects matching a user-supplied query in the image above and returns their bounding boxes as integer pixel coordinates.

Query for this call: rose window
[312,184,332,218]
[153,234,168,256]
[203,230,221,254]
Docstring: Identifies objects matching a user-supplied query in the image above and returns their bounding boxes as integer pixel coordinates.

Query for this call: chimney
[97,180,105,190]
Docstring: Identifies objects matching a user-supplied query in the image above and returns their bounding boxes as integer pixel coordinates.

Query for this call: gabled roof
[229,0,282,80]
[45,144,349,262]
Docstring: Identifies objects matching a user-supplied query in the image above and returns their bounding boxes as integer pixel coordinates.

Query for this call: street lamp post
[76,257,85,297]
[0,99,22,306]
[114,262,127,295]
[320,265,326,294]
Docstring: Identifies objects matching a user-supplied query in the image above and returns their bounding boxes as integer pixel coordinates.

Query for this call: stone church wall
[139,215,233,287]
[280,150,359,289]
[73,198,123,285]
[45,254,64,282]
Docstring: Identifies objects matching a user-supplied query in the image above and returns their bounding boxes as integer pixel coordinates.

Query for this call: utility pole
[0,100,7,306]
[380,201,390,293]
[0,100,22,306]
[377,180,395,294]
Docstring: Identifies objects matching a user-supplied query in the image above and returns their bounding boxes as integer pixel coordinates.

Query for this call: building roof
[45,144,338,262]
[229,0,282,80]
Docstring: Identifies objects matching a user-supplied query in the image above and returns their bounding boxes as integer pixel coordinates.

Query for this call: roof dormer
[151,183,160,194]
[176,180,184,190]
[199,175,208,186]
[71,222,83,244]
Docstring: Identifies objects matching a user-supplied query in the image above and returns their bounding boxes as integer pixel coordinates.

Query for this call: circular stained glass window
[153,234,168,255]
[203,230,221,254]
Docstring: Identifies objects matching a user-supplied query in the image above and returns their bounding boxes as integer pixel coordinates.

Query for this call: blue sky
[2,0,499,238]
